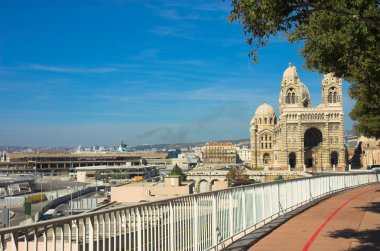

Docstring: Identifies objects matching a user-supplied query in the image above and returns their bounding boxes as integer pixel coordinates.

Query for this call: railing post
[52,225,56,251]
[113,212,117,251]
[10,231,19,251]
[212,194,218,248]
[229,192,234,236]
[277,183,282,215]
[252,187,256,225]
[137,208,142,251]
[242,189,246,230]
[44,226,48,251]
[169,202,174,251]
[95,215,99,251]
[193,197,198,251]
[118,211,122,251]
[89,217,94,251]
[261,185,265,221]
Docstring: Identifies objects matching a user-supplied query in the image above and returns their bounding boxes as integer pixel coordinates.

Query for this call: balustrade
[0,173,378,251]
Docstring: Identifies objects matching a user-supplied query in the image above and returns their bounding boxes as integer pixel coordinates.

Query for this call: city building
[110,176,194,203]
[250,65,345,171]
[192,146,204,160]
[359,136,380,167]
[0,152,169,172]
[203,142,237,164]
[236,146,251,163]
[74,164,158,182]
[167,149,181,159]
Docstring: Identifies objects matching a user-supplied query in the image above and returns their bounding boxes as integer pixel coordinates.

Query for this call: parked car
[56,210,65,217]
[367,164,380,171]
[99,199,110,205]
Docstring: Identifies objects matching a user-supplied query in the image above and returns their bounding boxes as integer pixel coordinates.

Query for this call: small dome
[283,65,298,80]
[255,103,276,118]
[251,103,277,126]
[300,82,310,100]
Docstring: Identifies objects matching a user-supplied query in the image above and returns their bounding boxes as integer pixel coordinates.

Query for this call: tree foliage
[226,168,254,187]
[228,0,380,138]
[169,164,187,181]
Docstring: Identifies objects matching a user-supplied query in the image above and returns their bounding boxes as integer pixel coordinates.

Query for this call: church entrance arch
[263,153,270,167]
[304,128,323,168]
[331,151,338,167]
[288,152,296,168]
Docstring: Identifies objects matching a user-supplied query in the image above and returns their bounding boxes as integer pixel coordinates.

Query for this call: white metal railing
[0,172,378,251]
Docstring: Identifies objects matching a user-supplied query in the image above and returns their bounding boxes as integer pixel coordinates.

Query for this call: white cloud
[28,64,119,73]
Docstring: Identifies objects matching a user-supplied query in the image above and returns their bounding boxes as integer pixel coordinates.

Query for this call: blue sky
[0,0,355,147]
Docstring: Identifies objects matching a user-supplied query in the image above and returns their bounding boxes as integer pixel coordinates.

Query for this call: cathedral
[250,65,345,171]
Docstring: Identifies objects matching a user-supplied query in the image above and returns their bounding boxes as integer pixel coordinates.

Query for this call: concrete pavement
[248,184,380,251]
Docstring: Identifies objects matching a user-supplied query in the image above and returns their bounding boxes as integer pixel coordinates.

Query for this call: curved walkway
[249,184,380,251]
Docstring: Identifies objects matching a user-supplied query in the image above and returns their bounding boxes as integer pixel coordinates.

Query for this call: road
[0,179,94,227]
[248,184,380,251]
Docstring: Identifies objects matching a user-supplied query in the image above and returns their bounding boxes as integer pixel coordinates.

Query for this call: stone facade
[250,65,345,171]
[359,136,380,167]
[203,142,237,164]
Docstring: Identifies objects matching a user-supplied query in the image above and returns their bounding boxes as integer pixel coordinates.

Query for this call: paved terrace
[245,184,380,251]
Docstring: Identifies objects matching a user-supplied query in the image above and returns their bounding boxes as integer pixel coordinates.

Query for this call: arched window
[270,118,273,124]
[259,118,262,124]
[264,118,267,124]
[328,87,338,103]
[286,88,296,104]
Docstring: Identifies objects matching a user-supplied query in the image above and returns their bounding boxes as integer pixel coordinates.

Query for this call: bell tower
[322,73,343,107]
[279,63,311,114]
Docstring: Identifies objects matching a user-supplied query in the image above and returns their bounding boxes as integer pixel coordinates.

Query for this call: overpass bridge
[0,172,378,251]
[0,175,38,196]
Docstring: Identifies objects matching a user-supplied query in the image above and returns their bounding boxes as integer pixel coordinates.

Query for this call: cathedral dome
[251,103,277,126]
[300,82,310,100]
[283,65,298,81]
[255,103,276,118]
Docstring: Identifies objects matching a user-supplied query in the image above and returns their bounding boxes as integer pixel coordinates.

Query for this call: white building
[236,146,251,163]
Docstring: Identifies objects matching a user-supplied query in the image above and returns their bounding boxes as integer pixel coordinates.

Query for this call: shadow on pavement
[356,202,380,214]
[328,228,380,251]
[328,201,380,251]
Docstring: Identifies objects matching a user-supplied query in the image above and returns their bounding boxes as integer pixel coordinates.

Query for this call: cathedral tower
[278,64,311,114]
[250,103,276,168]
[321,73,343,107]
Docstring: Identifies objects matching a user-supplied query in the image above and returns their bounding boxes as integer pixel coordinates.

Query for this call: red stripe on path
[302,188,372,251]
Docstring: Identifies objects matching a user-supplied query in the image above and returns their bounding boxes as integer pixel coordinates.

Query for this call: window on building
[328,87,338,103]
[286,88,296,104]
